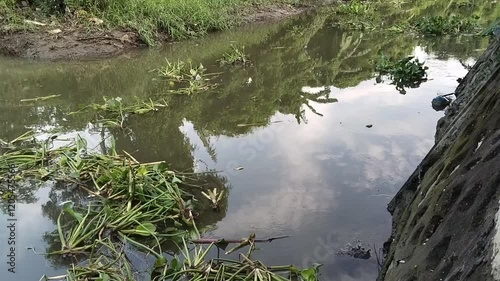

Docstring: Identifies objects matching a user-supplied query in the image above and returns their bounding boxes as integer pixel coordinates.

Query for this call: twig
[20,94,61,102]
[236,121,283,127]
[122,150,140,164]
[441,92,456,97]
[191,235,289,244]
[77,36,120,41]
[368,194,394,198]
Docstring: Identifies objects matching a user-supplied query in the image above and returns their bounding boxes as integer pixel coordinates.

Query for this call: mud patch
[0,28,142,60]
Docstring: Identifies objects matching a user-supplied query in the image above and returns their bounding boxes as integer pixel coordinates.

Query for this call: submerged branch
[191,235,289,244]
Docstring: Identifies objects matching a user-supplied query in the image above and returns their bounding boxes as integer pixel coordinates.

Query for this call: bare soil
[0,4,308,60]
[0,28,142,60]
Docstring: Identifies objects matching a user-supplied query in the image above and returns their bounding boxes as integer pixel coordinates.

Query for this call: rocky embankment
[379,36,500,281]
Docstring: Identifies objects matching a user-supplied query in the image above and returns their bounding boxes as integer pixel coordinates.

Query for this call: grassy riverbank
[0,0,308,45]
[2,0,497,60]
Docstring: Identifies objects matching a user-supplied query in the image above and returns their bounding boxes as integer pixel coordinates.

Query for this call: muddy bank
[0,28,142,60]
[379,35,500,281]
[0,4,308,60]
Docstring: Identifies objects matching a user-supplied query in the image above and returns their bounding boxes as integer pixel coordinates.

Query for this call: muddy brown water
[0,11,490,281]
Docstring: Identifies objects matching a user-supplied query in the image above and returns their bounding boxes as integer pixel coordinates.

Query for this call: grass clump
[157,59,219,95]
[375,54,428,94]
[218,45,250,65]
[411,15,480,35]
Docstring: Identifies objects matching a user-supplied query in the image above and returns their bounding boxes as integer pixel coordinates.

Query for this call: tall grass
[1,0,294,45]
[64,0,278,45]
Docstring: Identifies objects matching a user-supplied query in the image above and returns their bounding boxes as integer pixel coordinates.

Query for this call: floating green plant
[375,54,428,94]
[158,59,219,95]
[152,234,321,281]
[69,96,167,128]
[218,45,250,65]
[201,187,225,210]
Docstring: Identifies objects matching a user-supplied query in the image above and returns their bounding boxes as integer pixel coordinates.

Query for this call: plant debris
[1,132,320,280]
[69,96,167,128]
[157,59,220,95]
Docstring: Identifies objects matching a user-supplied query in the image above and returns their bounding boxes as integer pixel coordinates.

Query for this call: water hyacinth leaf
[97,273,110,281]
[63,205,84,223]
[170,258,181,271]
[69,171,80,179]
[38,167,50,178]
[105,97,122,109]
[137,166,148,177]
[97,174,111,184]
[76,136,88,152]
[103,205,112,216]
[154,162,169,172]
[172,176,182,184]
[154,256,167,269]
[299,263,322,281]
[59,155,67,166]
[134,222,156,236]
[163,227,178,233]
[299,268,317,281]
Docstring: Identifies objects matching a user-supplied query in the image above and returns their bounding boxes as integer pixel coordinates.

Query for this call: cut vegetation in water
[218,45,251,66]
[157,60,220,95]
[69,97,168,129]
[1,0,499,280]
[0,131,319,280]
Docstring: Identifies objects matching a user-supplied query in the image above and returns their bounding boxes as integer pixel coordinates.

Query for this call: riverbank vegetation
[1,0,498,59]
[0,0,306,45]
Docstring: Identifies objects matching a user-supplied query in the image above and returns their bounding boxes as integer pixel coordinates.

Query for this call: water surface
[0,10,488,281]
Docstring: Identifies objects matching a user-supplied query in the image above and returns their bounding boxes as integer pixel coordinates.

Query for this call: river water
[0,9,491,281]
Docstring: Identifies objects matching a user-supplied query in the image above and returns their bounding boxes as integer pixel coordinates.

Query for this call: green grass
[0,0,298,45]
[334,0,373,16]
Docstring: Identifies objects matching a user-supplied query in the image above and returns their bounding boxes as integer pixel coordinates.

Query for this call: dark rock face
[379,37,500,281]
